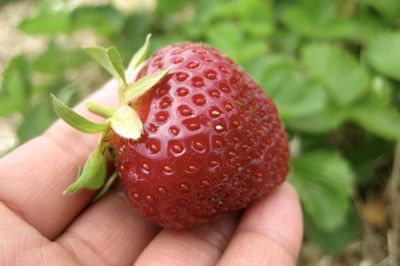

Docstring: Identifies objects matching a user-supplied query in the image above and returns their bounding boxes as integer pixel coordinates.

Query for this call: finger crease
[0,199,30,229]
[58,231,110,266]
[43,131,94,162]
[192,227,233,253]
[238,227,297,263]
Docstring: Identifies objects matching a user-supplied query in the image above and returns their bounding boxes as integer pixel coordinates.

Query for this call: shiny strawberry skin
[110,43,289,228]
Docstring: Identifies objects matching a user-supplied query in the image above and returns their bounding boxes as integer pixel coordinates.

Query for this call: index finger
[0,79,119,239]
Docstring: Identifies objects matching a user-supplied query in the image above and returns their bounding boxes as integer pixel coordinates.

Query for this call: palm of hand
[0,81,302,266]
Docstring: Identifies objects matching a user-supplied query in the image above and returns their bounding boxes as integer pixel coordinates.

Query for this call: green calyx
[51,34,171,198]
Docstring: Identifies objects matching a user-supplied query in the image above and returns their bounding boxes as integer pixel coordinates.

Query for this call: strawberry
[51,36,289,229]
[111,43,289,228]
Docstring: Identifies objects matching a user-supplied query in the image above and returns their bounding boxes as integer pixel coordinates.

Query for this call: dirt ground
[0,1,398,265]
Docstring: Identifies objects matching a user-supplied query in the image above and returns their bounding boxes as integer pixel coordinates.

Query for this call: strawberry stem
[86,101,115,118]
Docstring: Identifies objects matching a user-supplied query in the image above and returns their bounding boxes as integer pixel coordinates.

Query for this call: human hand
[0,79,303,266]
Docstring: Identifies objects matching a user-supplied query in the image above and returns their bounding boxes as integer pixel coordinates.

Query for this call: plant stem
[86,101,114,118]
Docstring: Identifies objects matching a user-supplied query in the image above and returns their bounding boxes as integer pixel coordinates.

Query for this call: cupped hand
[0,79,303,266]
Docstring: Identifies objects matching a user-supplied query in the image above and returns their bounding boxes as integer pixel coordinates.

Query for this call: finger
[0,202,48,265]
[0,79,119,240]
[0,202,78,265]
[217,183,303,266]
[135,213,239,266]
[57,185,159,266]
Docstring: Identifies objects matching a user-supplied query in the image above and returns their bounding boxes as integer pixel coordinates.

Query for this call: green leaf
[32,42,65,75]
[64,146,107,194]
[281,2,355,40]
[124,69,171,102]
[370,76,394,105]
[84,46,126,83]
[110,105,143,140]
[128,34,151,72]
[350,13,386,43]
[289,150,355,230]
[302,44,369,106]
[32,42,88,75]
[205,21,268,64]
[343,136,393,185]
[206,22,243,61]
[19,12,71,35]
[118,12,151,59]
[17,99,56,143]
[71,5,124,37]
[366,32,400,80]
[364,0,400,22]
[0,55,31,116]
[51,94,108,133]
[250,56,328,119]
[348,101,400,140]
[285,106,345,133]
[107,47,126,85]
[277,82,327,120]
[305,207,359,253]
[248,55,297,97]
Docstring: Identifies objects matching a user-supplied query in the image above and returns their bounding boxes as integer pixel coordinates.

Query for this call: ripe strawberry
[110,43,289,228]
[52,36,289,229]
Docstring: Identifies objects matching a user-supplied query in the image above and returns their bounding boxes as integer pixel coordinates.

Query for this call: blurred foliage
[1,0,400,253]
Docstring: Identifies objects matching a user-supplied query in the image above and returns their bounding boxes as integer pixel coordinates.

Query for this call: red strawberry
[110,43,289,228]
[52,37,289,229]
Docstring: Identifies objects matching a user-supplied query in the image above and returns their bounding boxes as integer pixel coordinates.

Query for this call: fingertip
[245,182,302,220]
[240,182,303,258]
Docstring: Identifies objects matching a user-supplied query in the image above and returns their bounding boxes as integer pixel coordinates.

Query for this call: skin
[0,78,303,266]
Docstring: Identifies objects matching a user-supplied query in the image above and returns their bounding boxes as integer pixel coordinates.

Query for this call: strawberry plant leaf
[71,5,124,37]
[366,32,400,80]
[0,55,31,116]
[19,11,71,35]
[277,82,327,120]
[32,42,88,76]
[124,68,171,102]
[51,94,108,133]
[304,207,358,253]
[302,44,369,106]
[206,22,267,64]
[285,105,345,133]
[206,22,243,62]
[249,56,327,119]
[106,47,127,85]
[348,101,400,140]
[128,34,151,72]
[17,98,56,143]
[281,2,355,40]
[110,105,143,139]
[289,150,355,231]
[364,0,400,22]
[64,146,107,194]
